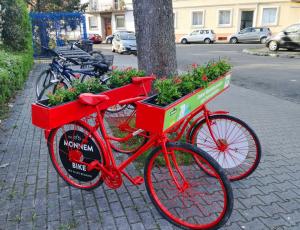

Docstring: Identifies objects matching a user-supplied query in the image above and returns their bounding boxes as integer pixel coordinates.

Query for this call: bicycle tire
[36,69,55,99]
[48,121,106,190]
[144,142,233,229]
[190,114,261,181]
[37,81,68,101]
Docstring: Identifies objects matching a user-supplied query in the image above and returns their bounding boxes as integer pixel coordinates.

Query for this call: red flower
[112,65,117,70]
[68,88,76,92]
[74,74,81,79]
[192,63,198,69]
[173,77,182,84]
[202,74,208,81]
[125,67,132,71]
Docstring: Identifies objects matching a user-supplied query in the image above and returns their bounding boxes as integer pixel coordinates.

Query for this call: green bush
[0,0,33,117]
[0,50,33,106]
[1,0,33,52]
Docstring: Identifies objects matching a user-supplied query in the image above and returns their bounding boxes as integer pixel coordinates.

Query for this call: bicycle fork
[160,138,190,192]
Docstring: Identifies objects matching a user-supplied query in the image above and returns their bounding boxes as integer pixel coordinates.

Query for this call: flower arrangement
[43,60,231,107]
[47,79,109,106]
[154,59,231,106]
[108,67,146,88]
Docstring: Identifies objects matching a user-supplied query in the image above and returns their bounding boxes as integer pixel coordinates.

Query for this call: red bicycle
[105,75,261,181]
[46,93,233,229]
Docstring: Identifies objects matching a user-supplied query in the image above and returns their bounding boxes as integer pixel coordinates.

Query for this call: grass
[58,220,78,230]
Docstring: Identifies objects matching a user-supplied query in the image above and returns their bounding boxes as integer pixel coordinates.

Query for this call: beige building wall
[173,0,300,42]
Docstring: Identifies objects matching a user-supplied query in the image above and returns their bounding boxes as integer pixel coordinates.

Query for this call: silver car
[112,32,137,54]
[229,27,271,44]
[180,29,216,44]
[266,24,300,51]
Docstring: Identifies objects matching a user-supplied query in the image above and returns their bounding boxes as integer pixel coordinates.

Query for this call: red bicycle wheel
[190,115,261,181]
[48,121,106,190]
[144,142,233,229]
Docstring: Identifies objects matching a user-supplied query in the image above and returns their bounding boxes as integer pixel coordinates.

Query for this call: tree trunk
[132,0,177,78]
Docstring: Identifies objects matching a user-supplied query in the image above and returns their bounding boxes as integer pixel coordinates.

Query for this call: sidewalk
[243,47,300,59]
[0,63,299,230]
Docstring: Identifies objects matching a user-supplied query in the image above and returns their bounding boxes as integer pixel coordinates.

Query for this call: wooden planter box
[136,73,231,134]
[32,77,154,130]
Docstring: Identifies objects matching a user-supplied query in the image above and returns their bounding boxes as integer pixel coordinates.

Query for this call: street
[98,43,300,104]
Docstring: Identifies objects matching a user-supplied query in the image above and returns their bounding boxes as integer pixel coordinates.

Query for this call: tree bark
[132,0,177,78]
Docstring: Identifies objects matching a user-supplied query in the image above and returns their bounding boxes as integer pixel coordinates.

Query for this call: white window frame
[260,6,279,26]
[191,10,205,28]
[173,11,177,28]
[217,9,233,27]
[115,14,125,29]
[88,16,98,30]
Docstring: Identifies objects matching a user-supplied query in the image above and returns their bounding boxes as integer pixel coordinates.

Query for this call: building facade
[173,0,300,41]
[85,0,134,39]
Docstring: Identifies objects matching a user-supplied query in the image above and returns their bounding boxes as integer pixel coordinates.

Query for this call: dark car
[229,27,271,44]
[88,34,102,44]
[266,24,300,51]
[105,31,134,44]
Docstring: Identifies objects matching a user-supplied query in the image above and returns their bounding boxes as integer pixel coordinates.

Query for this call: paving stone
[238,218,267,230]
[1,62,300,230]
[115,216,130,230]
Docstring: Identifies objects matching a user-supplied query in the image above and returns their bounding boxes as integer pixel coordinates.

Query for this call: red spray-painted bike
[107,73,261,181]
[32,76,234,229]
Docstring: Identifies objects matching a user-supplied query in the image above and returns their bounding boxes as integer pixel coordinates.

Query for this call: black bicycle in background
[36,47,114,101]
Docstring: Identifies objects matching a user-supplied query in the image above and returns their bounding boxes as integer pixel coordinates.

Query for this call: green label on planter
[163,74,231,131]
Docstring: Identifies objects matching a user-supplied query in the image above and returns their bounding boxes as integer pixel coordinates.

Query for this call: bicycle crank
[102,166,123,189]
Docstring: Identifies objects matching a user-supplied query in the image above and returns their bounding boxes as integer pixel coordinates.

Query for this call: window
[190,30,199,35]
[89,16,98,30]
[192,11,204,26]
[240,27,252,33]
[218,10,231,26]
[262,8,278,25]
[284,24,300,33]
[173,12,177,28]
[116,15,125,28]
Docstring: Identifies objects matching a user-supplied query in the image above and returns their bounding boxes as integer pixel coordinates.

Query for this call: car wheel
[269,41,279,51]
[181,39,188,44]
[204,38,211,44]
[107,38,112,44]
[260,37,267,44]
[111,46,115,52]
[230,37,238,44]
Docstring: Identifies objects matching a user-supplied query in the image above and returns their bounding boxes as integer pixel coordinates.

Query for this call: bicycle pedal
[132,176,144,185]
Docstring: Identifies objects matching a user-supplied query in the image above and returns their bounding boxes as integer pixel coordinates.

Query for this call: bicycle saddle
[93,62,109,72]
[79,93,109,106]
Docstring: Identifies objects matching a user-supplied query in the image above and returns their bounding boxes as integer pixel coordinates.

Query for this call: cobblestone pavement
[0,63,299,230]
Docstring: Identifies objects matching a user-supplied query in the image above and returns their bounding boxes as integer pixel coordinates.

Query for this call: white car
[112,32,137,54]
[180,29,216,44]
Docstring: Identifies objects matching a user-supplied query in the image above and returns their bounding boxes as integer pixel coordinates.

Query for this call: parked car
[105,31,134,44]
[266,24,300,51]
[180,29,216,44]
[88,34,102,44]
[112,32,137,54]
[229,27,271,44]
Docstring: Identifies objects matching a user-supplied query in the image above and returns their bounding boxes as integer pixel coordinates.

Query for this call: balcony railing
[88,0,126,13]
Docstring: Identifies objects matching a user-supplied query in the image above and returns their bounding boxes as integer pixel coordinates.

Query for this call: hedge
[0,50,33,106]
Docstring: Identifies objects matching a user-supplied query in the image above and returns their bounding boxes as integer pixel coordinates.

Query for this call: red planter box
[32,77,154,130]
[136,73,231,134]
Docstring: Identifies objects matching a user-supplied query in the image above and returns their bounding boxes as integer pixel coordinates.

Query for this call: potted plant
[135,60,232,133]
[31,68,154,130]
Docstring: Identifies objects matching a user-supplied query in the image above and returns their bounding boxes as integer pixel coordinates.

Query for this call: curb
[243,48,300,59]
